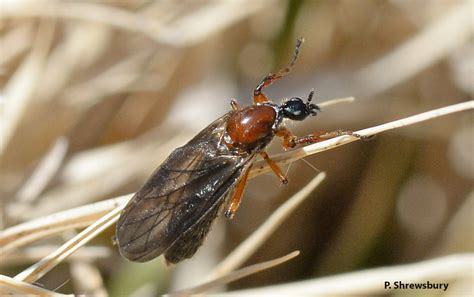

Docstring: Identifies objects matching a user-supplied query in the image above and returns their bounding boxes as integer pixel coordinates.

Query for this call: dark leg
[260,152,288,184]
[276,127,370,150]
[224,166,251,219]
[253,38,304,103]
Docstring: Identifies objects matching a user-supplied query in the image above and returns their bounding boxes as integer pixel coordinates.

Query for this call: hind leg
[224,166,251,219]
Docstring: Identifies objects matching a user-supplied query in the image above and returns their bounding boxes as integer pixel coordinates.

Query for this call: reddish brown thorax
[225,105,276,148]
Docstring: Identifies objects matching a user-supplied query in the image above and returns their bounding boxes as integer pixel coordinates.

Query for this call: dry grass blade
[219,253,474,296]
[206,172,326,280]
[0,274,70,296]
[169,251,300,297]
[15,137,69,203]
[14,206,124,283]
[250,100,474,177]
[0,195,130,254]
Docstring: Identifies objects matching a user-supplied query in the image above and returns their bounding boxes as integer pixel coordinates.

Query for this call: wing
[163,194,222,264]
[116,114,254,262]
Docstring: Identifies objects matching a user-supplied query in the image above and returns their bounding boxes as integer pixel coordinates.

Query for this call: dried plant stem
[169,251,300,297]
[250,100,474,178]
[16,137,69,203]
[0,275,70,296]
[0,195,130,254]
[14,206,124,283]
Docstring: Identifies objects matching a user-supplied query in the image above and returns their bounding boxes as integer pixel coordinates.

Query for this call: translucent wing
[116,114,253,262]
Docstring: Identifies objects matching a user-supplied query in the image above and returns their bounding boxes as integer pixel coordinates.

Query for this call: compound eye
[283,98,308,121]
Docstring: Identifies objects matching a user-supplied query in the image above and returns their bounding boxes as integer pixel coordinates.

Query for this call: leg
[224,165,251,219]
[253,38,304,103]
[230,99,241,110]
[260,152,288,184]
[277,127,371,150]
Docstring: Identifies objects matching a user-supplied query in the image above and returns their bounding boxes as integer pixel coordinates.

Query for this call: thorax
[223,104,281,152]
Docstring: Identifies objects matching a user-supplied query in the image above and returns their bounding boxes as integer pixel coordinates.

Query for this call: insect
[116,38,365,264]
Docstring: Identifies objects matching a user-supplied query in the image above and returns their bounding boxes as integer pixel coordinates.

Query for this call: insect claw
[360,134,375,141]
[224,209,234,219]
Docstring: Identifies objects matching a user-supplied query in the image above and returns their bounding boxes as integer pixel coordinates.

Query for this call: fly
[116,38,367,264]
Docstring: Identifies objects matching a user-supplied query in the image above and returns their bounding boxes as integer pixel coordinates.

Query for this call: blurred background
[0,0,472,296]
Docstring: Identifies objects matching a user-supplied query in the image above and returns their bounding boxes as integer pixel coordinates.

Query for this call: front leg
[253,38,304,104]
[276,127,370,150]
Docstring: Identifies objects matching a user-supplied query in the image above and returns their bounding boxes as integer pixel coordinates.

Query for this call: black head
[281,90,320,121]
